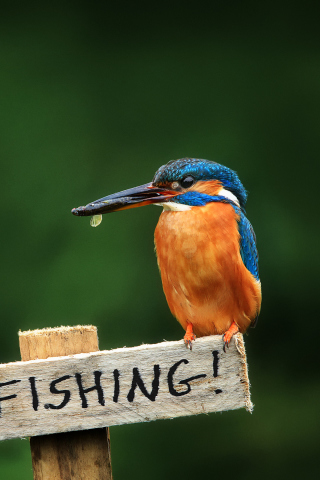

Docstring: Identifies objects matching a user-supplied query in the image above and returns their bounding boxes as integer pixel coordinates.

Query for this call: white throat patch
[156,202,192,211]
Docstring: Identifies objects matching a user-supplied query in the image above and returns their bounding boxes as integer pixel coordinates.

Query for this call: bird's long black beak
[71,182,177,216]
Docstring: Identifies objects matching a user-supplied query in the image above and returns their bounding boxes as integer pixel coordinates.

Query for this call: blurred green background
[1,2,319,479]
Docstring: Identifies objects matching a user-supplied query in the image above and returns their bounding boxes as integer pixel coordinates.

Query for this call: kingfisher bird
[72,158,261,350]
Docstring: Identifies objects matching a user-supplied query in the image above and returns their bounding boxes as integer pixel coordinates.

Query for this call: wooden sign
[0,334,252,441]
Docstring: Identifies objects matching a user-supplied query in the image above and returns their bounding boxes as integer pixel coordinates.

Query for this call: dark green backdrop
[1,2,319,479]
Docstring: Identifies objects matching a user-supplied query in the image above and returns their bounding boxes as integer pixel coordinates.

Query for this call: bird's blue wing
[178,194,260,281]
[237,211,259,282]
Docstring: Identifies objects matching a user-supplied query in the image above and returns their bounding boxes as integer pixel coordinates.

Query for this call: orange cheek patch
[189,180,222,196]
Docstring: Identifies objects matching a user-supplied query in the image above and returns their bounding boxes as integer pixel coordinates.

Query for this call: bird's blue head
[72,158,247,217]
[153,158,247,209]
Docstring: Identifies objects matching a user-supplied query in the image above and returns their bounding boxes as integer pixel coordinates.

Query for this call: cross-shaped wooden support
[0,325,253,480]
[19,326,113,480]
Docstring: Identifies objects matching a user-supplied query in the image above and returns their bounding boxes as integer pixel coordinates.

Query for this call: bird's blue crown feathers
[153,158,247,208]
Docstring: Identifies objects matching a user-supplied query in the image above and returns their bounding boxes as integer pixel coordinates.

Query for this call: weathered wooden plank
[0,333,252,441]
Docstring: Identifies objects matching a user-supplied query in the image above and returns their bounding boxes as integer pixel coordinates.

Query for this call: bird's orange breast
[154,202,261,337]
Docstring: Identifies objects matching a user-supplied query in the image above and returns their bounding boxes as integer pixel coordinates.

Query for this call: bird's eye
[180,176,194,189]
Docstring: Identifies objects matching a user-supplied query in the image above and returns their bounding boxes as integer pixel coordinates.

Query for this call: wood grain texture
[29,428,112,480]
[19,325,99,359]
[0,332,252,443]
[18,326,113,480]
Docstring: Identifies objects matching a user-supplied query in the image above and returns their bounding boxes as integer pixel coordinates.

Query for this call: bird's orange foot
[184,323,196,350]
[223,321,239,352]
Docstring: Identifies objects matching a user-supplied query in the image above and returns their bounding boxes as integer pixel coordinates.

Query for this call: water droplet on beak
[90,214,102,227]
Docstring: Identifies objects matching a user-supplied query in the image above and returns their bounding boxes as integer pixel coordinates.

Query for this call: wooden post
[19,325,113,480]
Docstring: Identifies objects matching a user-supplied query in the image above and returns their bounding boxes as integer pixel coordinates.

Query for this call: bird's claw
[184,332,196,351]
[223,337,230,353]
[222,321,239,353]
